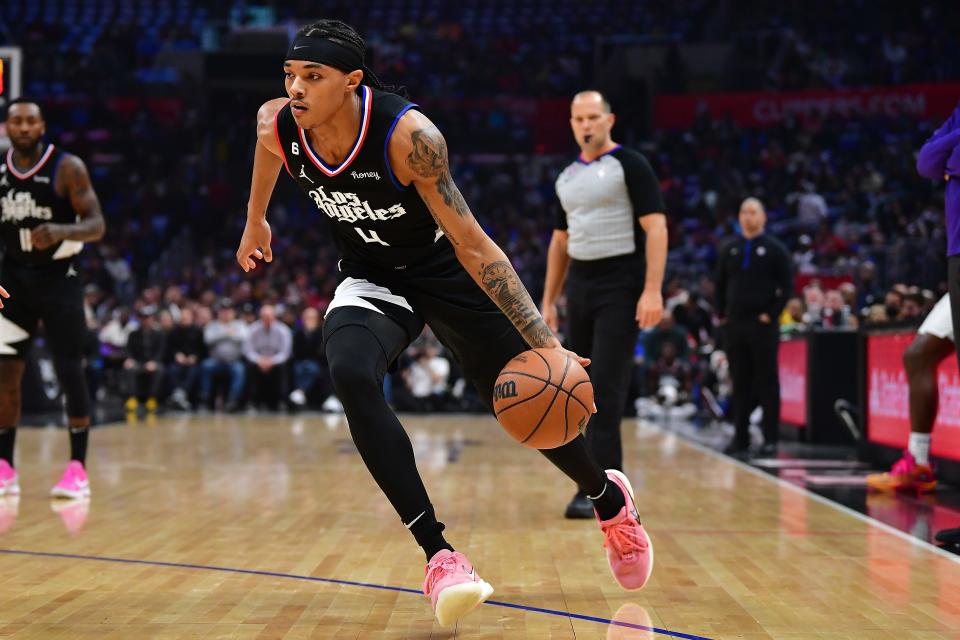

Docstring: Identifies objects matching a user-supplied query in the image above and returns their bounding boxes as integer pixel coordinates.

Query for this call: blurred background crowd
[2,0,958,416]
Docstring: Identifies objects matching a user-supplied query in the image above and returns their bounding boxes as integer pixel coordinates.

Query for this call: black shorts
[0,260,86,358]
[330,248,527,404]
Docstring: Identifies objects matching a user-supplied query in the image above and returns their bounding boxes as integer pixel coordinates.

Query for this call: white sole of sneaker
[434,579,494,627]
[0,484,20,497]
[605,469,654,590]
[50,486,90,500]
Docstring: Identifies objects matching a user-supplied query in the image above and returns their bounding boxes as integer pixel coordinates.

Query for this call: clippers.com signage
[867,333,960,461]
[778,338,807,427]
[655,83,960,130]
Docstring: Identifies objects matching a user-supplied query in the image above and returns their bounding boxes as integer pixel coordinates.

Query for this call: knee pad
[325,325,392,393]
[53,356,92,419]
[324,307,411,376]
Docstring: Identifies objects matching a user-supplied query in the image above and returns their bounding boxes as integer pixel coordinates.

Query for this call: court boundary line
[654,422,960,566]
[0,548,713,640]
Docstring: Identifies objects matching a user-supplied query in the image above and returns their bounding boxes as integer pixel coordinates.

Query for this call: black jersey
[274,86,450,273]
[0,144,82,266]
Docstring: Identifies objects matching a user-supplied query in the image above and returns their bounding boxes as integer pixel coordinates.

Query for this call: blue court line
[0,548,712,639]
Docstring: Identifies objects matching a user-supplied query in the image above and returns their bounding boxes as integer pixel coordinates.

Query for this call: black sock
[0,428,15,466]
[407,508,454,561]
[588,479,626,521]
[69,427,89,465]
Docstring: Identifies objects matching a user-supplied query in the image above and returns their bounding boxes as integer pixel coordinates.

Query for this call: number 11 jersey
[0,144,82,266]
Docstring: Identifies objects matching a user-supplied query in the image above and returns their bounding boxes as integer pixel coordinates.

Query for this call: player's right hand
[541,301,559,333]
[0,284,8,309]
[236,218,273,272]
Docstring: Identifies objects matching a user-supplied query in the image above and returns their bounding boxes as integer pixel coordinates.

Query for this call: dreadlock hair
[295,19,407,97]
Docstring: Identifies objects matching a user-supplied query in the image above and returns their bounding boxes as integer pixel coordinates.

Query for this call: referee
[542,90,668,519]
[714,198,792,457]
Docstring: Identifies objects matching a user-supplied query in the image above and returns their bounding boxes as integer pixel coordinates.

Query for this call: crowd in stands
[2,2,959,415]
[82,287,489,414]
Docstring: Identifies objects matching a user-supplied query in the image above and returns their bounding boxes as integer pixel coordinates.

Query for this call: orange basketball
[492,348,594,449]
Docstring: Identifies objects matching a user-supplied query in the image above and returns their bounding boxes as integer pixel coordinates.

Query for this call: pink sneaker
[423,549,494,626]
[51,461,90,499]
[597,469,654,591]
[0,460,19,497]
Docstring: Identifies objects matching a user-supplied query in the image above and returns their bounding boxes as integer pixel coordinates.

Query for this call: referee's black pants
[566,256,642,472]
[949,256,960,373]
[725,319,781,448]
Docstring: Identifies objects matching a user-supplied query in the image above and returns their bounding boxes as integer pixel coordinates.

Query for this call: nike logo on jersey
[66,265,78,278]
[293,45,308,50]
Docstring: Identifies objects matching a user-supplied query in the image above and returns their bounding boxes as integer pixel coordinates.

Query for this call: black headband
[285,35,363,72]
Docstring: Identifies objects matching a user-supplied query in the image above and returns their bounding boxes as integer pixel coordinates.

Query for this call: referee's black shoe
[755,442,779,459]
[564,491,594,519]
[723,441,750,459]
[935,527,960,552]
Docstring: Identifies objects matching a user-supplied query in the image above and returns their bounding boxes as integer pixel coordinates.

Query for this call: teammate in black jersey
[0,98,105,502]
[235,21,654,626]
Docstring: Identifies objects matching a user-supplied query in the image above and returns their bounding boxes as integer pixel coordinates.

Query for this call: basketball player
[917,100,960,371]
[0,98,105,500]
[866,294,951,493]
[542,90,668,519]
[236,20,653,626]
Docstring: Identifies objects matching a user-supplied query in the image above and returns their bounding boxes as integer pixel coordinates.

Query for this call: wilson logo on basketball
[493,380,518,401]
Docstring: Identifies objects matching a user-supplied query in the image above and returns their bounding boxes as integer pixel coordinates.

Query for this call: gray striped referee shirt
[555,145,665,261]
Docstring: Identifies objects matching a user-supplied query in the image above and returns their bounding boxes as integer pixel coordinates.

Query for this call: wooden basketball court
[1,414,958,639]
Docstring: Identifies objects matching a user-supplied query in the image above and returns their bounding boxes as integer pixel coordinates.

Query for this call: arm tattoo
[480,261,554,347]
[407,126,471,217]
[424,201,459,246]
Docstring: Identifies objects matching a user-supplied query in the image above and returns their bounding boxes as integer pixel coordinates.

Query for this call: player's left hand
[31,223,67,250]
[636,289,663,329]
[0,284,8,309]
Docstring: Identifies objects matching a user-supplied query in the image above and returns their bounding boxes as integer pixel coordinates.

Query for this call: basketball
[492,348,594,449]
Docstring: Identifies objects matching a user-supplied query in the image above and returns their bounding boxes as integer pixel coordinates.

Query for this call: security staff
[542,90,668,519]
[715,197,792,457]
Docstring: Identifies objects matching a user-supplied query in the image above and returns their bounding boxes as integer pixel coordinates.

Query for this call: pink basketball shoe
[597,469,654,591]
[50,461,90,499]
[423,549,494,626]
[0,460,19,497]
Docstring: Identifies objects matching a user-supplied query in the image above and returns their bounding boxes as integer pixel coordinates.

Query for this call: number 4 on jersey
[355,228,390,246]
